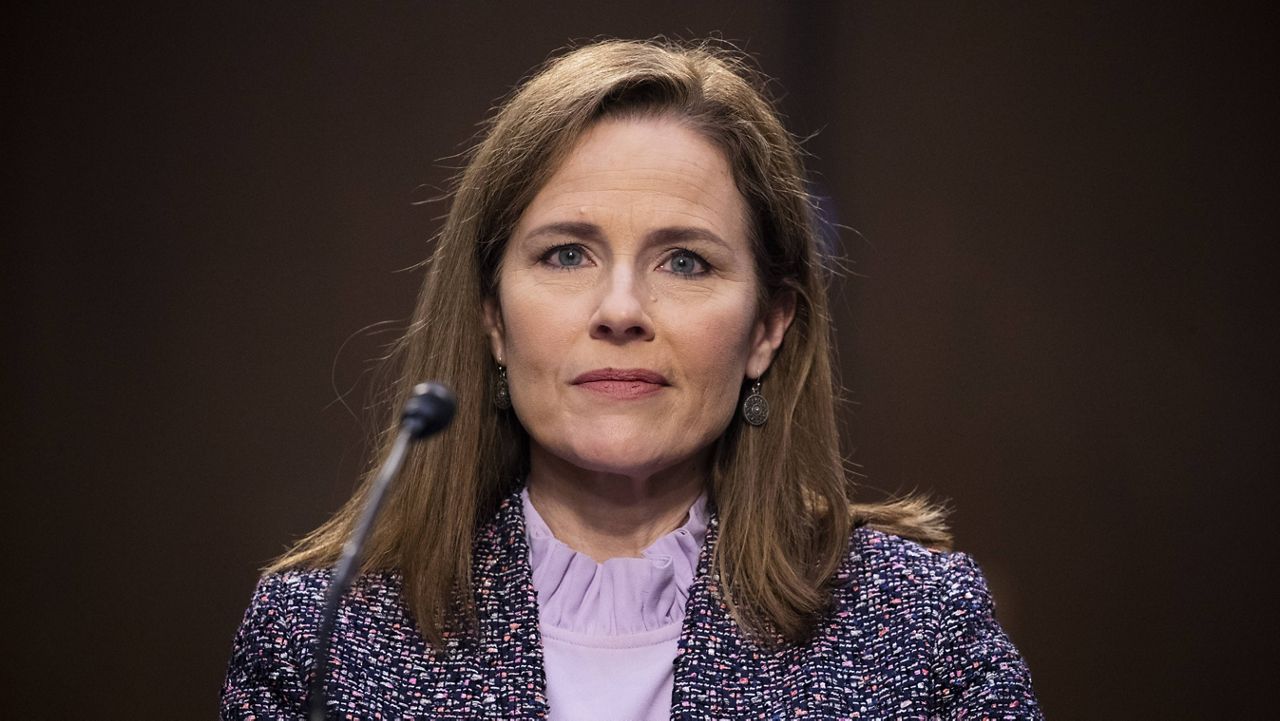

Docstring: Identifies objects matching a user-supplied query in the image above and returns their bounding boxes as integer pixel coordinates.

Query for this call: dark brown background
[5,2,1276,718]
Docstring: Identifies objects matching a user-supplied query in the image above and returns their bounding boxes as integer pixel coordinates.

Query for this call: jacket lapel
[670,509,792,720]
[469,490,551,718]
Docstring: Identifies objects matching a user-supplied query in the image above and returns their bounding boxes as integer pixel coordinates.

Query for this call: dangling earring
[493,365,512,410]
[741,378,768,426]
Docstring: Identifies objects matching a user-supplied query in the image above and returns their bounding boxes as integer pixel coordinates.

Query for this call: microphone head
[401,382,457,439]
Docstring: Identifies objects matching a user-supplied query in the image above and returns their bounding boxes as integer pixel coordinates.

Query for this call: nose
[588,264,655,343]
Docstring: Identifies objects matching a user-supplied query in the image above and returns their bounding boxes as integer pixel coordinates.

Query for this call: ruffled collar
[521,488,708,636]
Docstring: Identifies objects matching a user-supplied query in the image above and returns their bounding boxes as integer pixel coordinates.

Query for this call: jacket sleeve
[933,553,1044,720]
[219,574,311,720]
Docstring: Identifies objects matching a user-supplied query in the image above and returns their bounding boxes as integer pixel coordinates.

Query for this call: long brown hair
[269,39,949,646]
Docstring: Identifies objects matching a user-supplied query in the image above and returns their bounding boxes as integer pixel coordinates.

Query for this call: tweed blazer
[221,489,1042,719]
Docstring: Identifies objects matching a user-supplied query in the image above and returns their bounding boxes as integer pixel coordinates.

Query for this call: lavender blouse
[521,489,709,721]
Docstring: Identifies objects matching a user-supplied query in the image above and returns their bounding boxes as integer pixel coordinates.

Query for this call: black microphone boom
[308,382,456,721]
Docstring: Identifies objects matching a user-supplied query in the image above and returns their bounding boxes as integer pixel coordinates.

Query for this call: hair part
[268,38,949,647]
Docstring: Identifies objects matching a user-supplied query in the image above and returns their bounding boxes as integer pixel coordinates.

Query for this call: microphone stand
[307,382,456,721]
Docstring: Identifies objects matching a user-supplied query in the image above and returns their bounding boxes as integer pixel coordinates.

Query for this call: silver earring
[742,379,768,426]
[493,365,512,410]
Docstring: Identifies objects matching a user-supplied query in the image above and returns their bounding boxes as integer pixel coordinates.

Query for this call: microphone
[400,381,457,438]
[308,382,456,721]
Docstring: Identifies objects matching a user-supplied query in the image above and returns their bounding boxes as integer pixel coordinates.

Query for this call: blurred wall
[5,2,1275,718]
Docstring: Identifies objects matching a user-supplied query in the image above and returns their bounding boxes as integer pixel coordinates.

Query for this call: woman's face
[485,116,792,481]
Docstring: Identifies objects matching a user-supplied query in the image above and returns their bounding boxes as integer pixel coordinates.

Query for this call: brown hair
[269,38,949,646]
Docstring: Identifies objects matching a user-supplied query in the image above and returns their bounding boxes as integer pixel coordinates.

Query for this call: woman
[222,39,1041,720]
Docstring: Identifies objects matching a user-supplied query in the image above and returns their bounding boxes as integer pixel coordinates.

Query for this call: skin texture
[484,116,794,561]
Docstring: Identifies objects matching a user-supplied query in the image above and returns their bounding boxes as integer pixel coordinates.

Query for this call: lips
[572,368,669,384]
[571,368,669,399]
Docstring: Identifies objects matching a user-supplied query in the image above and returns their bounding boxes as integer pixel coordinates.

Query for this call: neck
[525,444,707,563]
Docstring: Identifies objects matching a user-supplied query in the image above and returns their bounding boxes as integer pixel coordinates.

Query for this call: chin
[536,422,678,478]
[565,438,672,477]
[526,413,718,479]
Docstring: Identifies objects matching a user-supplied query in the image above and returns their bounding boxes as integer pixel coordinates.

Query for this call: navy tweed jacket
[221,489,1042,719]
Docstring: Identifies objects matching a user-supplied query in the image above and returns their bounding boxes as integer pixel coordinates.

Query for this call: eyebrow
[524,221,604,243]
[650,226,731,250]
[523,221,731,249]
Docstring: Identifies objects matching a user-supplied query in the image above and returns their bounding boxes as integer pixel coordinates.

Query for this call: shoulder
[221,568,410,715]
[244,567,407,622]
[226,569,331,671]
[230,568,407,661]
[828,528,1042,717]
[246,568,331,614]
[830,526,997,632]
[837,525,981,594]
[221,570,332,714]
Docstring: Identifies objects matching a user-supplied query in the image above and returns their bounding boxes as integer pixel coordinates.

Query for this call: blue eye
[545,245,585,268]
[664,250,709,276]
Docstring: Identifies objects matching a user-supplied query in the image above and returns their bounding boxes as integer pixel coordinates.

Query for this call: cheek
[498,281,573,381]
[669,299,759,389]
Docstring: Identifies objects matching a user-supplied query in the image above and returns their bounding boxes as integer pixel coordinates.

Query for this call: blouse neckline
[521,487,709,637]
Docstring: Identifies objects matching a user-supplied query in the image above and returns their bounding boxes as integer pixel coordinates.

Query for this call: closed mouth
[571,368,670,385]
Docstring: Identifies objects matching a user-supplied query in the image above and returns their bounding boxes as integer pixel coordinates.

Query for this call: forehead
[556,115,732,185]
[516,116,750,238]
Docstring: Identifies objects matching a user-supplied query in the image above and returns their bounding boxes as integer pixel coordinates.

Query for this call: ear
[746,290,797,380]
[482,296,507,365]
